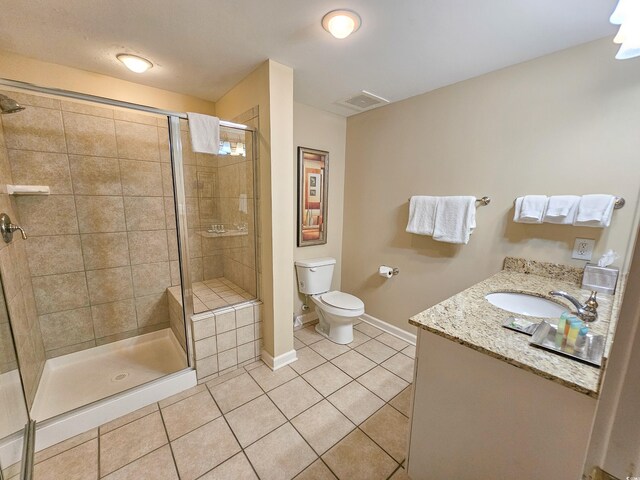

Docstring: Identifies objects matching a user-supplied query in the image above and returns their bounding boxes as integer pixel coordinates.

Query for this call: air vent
[336,90,390,112]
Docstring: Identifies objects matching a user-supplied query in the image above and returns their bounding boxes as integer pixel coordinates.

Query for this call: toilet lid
[321,291,364,310]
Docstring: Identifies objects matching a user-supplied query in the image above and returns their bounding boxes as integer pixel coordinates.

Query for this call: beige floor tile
[358,366,409,402]
[248,364,297,391]
[302,363,352,397]
[293,337,305,350]
[355,339,396,364]
[268,377,323,419]
[294,459,337,480]
[293,326,324,345]
[361,405,409,462]
[353,322,384,338]
[309,339,350,360]
[99,411,167,476]
[327,381,385,425]
[244,423,317,480]
[389,386,413,417]
[225,395,287,447]
[100,404,158,435]
[346,329,371,348]
[205,366,246,387]
[171,417,241,480]
[323,429,397,480]
[376,333,411,351]
[382,353,415,383]
[291,400,355,455]
[102,445,178,480]
[158,384,206,408]
[33,438,98,480]
[161,390,221,440]
[34,428,97,463]
[290,347,326,375]
[389,465,411,480]
[401,345,416,358]
[199,452,258,480]
[208,372,263,413]
[331,350,376,379]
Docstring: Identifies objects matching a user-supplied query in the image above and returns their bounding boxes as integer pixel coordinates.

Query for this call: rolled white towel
[574,194,616,228]
[543,195,580,224]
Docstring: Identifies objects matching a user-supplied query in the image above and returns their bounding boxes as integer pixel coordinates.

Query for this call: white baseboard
[261,349,298,370]
[360,313,417,346]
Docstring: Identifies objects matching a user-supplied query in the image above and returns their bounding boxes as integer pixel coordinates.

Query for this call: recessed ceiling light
[116,54,153,73]
[322,9,361,39]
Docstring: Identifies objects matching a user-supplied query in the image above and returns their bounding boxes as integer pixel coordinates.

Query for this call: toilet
[295,257,365,344]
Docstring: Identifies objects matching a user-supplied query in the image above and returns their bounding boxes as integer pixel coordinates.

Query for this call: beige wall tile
[120,159,163,196]
[32,272,89,315]
[190,257,203,283]
[113,109,159,126]
[69,155,122,195]
[45,339,95,359]
[0,90,60,110]
[164,197,177,229]
[0,246,21,301]
[135,292,169,328]
[81,232,130,270]
[7,150,72,194]
[38,307,94,351]
[124,196,165,230]
[26,235,84,276]
[76,196,125,233]
[91,299,137,338]
[128,230,168,265]
[15,195,78,236]
[86,266,133,304]
[203,255,224,280]
[115,121,160,162]
[131,262,171,296]
[2,106,66,152]
[158,127,171,163]
[61,100,113,118]
[167,230,178,261]
[63,111,117,157]
[160,163,173,196]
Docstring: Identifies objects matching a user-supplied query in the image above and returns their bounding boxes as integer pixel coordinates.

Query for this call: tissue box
[582,264,618,294]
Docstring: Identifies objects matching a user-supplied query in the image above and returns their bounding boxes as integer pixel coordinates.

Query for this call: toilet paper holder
[379,265,400,278]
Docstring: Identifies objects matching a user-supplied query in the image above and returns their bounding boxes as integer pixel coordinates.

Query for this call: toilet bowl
[294,257,365,345]
[310,291,365,344]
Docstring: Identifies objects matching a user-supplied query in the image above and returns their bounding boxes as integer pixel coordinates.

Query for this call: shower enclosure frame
[0,77,257,398]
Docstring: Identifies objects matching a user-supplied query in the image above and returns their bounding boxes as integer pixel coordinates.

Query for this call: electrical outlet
[572,238,595,261]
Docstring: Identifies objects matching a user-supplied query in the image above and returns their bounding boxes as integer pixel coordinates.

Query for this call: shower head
[0,94,25,114]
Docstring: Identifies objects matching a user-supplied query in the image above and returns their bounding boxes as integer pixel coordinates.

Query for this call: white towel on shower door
[187,112,220,154]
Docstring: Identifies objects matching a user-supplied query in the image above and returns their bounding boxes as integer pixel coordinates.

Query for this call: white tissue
[378,266,393,279]
[597,249,619,268]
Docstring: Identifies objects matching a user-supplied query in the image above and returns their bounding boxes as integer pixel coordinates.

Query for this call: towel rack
[614,197,625,209]
[408,196,491,206]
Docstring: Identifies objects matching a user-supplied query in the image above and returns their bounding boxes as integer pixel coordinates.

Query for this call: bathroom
[0,2,640,478]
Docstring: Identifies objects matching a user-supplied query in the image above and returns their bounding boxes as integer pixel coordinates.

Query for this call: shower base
[31,328,187,422]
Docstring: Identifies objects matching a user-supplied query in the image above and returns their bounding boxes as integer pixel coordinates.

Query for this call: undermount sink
[485,292,567,318]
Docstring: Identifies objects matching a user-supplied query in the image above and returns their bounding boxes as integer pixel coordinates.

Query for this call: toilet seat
[320,291,364,310]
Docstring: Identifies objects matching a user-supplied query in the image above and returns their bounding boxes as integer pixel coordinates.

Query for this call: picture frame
[297,146,329,246]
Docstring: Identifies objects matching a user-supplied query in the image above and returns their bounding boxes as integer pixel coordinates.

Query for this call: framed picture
[297,146,329,246]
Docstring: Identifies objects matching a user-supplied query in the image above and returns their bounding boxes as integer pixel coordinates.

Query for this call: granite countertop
[409,264,621,398]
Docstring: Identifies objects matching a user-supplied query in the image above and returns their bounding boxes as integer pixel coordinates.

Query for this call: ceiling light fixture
[610,0,640,59]
[116,53,153,73]
[322,9,361,39]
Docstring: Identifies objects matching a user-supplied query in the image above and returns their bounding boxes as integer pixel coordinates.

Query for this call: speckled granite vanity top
[409,258,624,398]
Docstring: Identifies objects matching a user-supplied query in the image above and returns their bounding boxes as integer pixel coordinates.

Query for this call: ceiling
[0,0,617,116]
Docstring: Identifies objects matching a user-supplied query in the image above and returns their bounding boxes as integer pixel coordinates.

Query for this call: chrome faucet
[549,290,598,322]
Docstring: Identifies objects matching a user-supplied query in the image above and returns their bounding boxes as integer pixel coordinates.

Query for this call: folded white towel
[187,112,220,154]
[406,196,438,235]
[433,196,476,244]
[543,195,580,224]
[574,194,616,228]
[513,195,547,223]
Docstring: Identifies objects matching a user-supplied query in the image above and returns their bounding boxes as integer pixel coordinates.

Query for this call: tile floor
[192,278,255,313]
[26,321,415,480]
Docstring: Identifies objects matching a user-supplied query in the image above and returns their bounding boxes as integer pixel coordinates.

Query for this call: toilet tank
[295,257,336,294]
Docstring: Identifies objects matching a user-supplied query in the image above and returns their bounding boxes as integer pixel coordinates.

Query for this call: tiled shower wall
[0,90,183,359]
[0,113,45,406]
[183,110,258,297]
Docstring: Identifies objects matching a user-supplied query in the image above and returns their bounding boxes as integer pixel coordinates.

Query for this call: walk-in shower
[0,79,259,476]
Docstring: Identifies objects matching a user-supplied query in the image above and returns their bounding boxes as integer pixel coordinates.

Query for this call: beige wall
[342,38,640,333]
[217,60,295,360]
[0,50,216,115]
[293,102,347,316]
